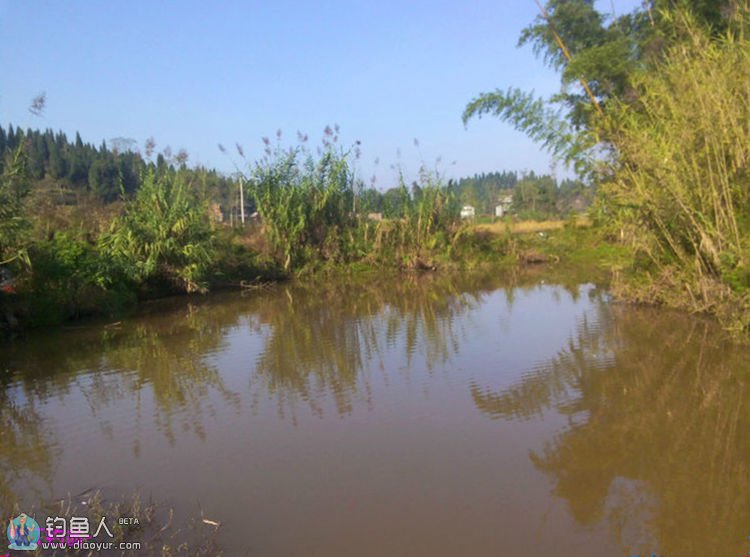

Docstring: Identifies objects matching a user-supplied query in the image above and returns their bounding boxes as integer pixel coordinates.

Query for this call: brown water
[2,269,749,556]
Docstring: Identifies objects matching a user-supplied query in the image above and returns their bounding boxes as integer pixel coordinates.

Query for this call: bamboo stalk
[533,0,605,117]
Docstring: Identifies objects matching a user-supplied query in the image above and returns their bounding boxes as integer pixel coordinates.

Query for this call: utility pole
[239,176,245,225]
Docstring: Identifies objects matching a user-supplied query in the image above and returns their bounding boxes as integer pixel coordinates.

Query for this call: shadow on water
[471,297,750,557]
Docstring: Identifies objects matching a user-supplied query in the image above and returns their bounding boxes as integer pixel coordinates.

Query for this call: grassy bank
[0,207,624,337]
[0,141,483,335]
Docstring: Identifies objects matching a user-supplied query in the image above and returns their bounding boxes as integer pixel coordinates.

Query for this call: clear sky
[0,0,642,187]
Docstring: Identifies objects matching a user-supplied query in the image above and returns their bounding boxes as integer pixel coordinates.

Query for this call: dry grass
[474,217,591,235]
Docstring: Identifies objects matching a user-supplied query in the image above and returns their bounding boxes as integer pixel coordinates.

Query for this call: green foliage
[512,173,557,218]
[603,9,750,328]
[381,185,410,219]
[250,143,356,271]
[408,170,460,247]
[103,170,215,293]
[0,145,31,267]
[0,125,239,209]
[88,156,121,202]
[463,1,744,174]
[464,0,750,329]
[366,171,463,267]
[463,87,600,177]
[24,233,133,325]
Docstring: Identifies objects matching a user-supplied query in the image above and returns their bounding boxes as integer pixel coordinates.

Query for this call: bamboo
[533,0,605,117]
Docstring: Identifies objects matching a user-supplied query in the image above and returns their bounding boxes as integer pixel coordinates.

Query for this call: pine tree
[48,142,67,180]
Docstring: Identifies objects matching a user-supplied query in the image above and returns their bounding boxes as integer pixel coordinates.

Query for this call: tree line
[0,124,592,222]
[0,124,240,210]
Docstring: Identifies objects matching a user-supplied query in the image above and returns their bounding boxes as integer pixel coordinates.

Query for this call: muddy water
[2,269,749,556]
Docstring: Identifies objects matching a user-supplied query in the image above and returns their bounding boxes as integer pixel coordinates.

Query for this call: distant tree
[88,157,120,202]
[48,142,67,180]
[449,170,518,214]
[359,187,383,214]
[27,133,45,180]
[67,150,89,186]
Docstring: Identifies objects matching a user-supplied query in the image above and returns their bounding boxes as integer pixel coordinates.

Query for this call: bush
[23,233,133,325]
[103,170,215,293]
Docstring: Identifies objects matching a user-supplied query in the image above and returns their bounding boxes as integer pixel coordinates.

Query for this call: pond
[2,268,749,556]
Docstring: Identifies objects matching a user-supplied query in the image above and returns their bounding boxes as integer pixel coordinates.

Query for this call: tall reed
[250,141,355,271]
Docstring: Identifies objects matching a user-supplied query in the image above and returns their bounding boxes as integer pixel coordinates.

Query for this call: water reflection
[1,268,578,506]
[7,306,242,439]
[1,303,244,510]
[472,298,750,556]
[243,267,604,420]
[0,384,56,511]
[247,274,483,418]
[5,266,746,556]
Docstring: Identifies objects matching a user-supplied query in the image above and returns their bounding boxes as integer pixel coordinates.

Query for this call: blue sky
[0,0,642,188]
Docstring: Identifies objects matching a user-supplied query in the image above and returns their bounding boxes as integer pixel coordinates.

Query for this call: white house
[460,205,476,219]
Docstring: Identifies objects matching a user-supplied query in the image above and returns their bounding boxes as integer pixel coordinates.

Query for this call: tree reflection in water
[0,301,244,508]
[244,266,605,421]
[0,265,608,522]
[0,381,56,513]
[472,297,750,557]
[245,272,498,420]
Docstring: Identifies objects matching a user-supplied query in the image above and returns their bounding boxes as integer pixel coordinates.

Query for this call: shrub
[103,170,215,293]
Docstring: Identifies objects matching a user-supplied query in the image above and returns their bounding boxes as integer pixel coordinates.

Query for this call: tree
[88,157,119,202]
[48,142,67,180]
[359,187,383,214]
[463,0,743,175]
[382,186,408,219]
